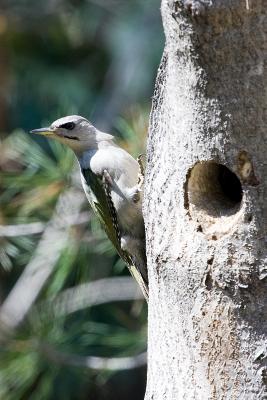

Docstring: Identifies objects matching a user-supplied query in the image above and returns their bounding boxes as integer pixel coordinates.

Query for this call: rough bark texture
[144,0,267,398]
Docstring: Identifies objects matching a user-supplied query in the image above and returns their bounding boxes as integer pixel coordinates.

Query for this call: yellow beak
[30,127,54,136]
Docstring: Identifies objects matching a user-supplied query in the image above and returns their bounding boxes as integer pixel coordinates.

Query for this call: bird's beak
[30,127,55,136]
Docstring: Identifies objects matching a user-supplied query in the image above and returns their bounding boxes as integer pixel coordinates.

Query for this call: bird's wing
[81,168,127,259]
[81,168,148,301]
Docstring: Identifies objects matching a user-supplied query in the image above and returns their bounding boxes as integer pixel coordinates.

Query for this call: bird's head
[30,115,110,153]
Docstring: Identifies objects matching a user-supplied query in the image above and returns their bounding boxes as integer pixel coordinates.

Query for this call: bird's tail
[121,235,148,301]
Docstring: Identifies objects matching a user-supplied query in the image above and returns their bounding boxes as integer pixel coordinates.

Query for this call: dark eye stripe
[60,122,75,130]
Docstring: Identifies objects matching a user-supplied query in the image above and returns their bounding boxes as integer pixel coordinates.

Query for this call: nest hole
[185,162,243,236]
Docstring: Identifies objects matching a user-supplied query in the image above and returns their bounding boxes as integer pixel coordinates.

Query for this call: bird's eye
[60,122,75,130]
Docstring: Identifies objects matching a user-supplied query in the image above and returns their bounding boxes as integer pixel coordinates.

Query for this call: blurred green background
[0,1,163,399]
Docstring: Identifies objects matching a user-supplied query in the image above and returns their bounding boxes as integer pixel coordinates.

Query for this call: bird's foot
[127,185,142,204]
[133,187,142,203]
[137,154,145,188]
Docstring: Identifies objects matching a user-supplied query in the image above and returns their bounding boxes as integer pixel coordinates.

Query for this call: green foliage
[0,0,163,397]
[0,118,147,399]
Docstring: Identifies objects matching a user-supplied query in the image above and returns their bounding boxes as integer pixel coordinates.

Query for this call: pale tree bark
[144,0,267,399]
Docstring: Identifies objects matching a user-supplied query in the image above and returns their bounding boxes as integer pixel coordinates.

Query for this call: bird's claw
[137,154,145,188]
[132,188,141,203]
[137,172,144,189]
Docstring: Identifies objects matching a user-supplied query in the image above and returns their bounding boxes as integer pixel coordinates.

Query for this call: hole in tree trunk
[185,162,243,238]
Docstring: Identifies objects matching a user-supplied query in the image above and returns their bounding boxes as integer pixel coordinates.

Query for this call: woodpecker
[31,115,148,301]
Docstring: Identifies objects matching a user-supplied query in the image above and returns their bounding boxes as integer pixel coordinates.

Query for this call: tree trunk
[144,0,267,398]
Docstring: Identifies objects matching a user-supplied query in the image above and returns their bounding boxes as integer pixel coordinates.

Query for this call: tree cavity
[185,161,243,239]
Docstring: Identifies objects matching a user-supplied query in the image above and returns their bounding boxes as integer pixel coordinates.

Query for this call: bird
[30,115,148,301]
